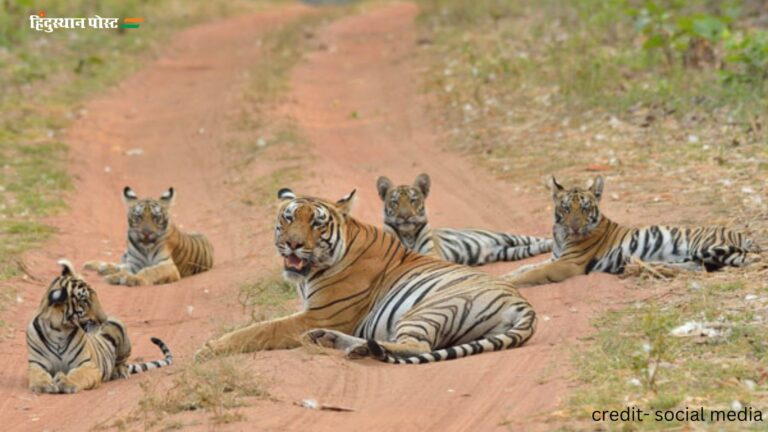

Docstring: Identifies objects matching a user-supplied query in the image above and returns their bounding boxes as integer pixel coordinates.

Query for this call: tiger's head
[122,186,174,247]
[549,175,605,240]
[274,188,356,281]
[376,173,430,241]
[39,260,107,331]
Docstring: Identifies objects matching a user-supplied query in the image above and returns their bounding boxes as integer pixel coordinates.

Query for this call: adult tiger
[505,176,760,287]
[84,187,213,286]
[27,260,173,393]
[196,188,536,364]
[377,173,553,265]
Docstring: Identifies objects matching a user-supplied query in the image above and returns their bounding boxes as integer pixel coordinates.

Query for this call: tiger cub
[196,188,536,364]
[505,175,761,287]
[377,173,552,265]
[27,260,173,393]
[84,187,213,286]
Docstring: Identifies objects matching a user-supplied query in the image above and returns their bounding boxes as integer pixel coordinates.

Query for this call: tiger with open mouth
[84,186,213,286]
[196,188,536,364]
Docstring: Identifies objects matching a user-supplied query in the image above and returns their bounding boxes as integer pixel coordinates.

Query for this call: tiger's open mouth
[398,222,416,231]
[284,254,311,276]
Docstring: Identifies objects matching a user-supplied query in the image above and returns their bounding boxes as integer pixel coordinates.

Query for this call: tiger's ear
[547,175,565,200]
[123,186,138,206]
[376,177,392,201]
[336,189,357,216]
[587,176,604,202]
[58,259,76,277]
[159,187,175,206]
[277,188,296,201]
[413,173,430,198]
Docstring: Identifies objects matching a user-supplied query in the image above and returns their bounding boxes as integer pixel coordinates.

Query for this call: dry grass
[97,358,269,431]
[238,271,298,323]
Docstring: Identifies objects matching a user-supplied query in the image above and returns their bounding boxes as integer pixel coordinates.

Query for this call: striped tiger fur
[377,174,553,265]
[27,260,173,393]
[505,176,761,287]
[84,187,214,286]
[196,188,536,364]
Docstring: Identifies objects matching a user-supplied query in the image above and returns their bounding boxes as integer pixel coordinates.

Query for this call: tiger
[27,260,173,393]
[84,186,214,286]
[195,188,536,364]
[377,173,553,265]
[505,175,761,287]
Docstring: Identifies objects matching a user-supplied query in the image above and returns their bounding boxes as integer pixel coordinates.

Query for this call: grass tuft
[238,271,297,322]
[99,358,269,430]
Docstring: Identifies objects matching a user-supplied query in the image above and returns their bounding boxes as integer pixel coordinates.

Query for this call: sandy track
[0,2,637,431]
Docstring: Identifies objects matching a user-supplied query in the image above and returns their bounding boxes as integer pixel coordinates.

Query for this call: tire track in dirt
[0,6,313,431]
[231,3,638,431]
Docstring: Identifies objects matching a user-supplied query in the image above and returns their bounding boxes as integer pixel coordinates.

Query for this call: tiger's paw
[82,260,99,271]
[83,260,105,273]
[53,372,80,394]
[194,343,218,363]
[29,381,59,394]
[345,343,371,360]
[83,261,120,276]
[303,329,339,349]
[104,273,146,287]
[745,252,763,266]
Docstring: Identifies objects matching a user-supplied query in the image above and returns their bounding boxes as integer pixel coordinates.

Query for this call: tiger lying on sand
[196,188,536,364]
[84,187,213,286]
[377,173,552,265]
[27,261,172,393]
[505,175,760,287]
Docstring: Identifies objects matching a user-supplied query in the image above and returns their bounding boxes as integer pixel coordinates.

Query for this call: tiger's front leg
[133,260,181,285]
[104,261,180,286]
[195,312,312,361]
[28,363,57,393]
[104,270,147,287]
[83,260,125,276]
[504,258,553,278]
[505,260,585,287]
[53,361,102,393]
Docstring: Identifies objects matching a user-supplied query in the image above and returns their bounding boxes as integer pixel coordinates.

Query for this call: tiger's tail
[127,337,174,374]
[367,306,537,365]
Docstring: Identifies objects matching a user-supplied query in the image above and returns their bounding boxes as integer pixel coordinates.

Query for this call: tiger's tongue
[285,255,304,269]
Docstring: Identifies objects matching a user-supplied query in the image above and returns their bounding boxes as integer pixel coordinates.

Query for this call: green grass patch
[415,0,768,206]
[568,280,768,430]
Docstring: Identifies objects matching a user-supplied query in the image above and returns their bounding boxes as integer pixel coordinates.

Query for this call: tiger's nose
[287,239,304,250]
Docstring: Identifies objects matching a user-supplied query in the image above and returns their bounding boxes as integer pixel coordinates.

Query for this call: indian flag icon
[122,17,143,29]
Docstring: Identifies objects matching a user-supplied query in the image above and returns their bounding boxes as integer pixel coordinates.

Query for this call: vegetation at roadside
[564,273,768,430]
[239,271,297,322]
[96,358,270,431]
[416,0,766,211]
[417,0,768,429]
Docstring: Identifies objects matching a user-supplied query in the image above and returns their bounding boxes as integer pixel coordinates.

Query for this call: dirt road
[0,3,636,431]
